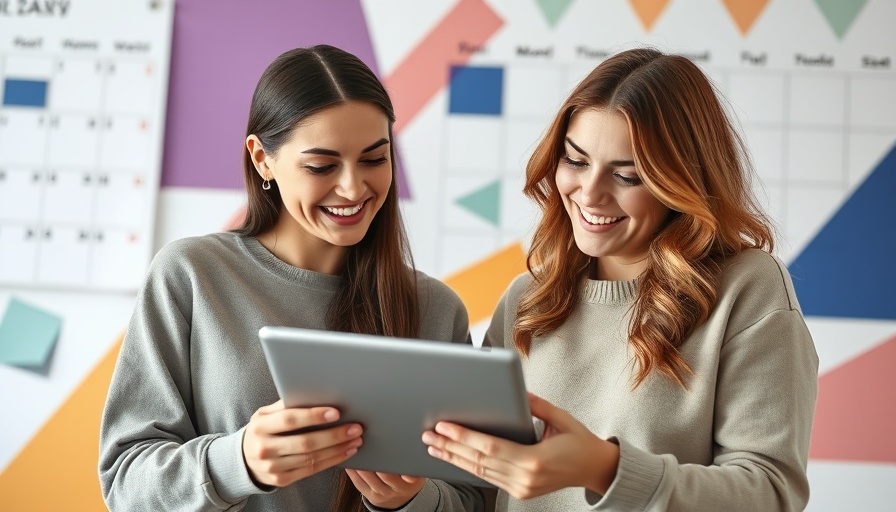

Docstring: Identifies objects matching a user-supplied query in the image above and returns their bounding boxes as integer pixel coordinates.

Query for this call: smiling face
[555,108,670,280]
[247,100,393,273]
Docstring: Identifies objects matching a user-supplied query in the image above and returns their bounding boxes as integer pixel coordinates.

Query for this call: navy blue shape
[3,79,49,107]
[789,143,896,320]
[448,65,503,115]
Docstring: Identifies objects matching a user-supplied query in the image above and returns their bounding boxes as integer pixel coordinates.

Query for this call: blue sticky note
[0,298,62,370]
[448,65,504,116]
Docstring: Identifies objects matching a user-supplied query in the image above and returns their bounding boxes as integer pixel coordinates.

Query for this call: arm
[98,250,256,510]
[98,246,363,510]
[610,308,818,512]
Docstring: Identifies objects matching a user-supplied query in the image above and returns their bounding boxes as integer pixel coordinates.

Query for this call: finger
[255,399,284,415]
[527,392,555,421]
[264,406,342,435]
[350,469,392,494]
[527,393,579,434]
[373,471,420,490]
[422,429,515,482]
[400,474,424,484]
[266,441,361,487]
[262,436,363,474]
[249,404,337,437]
[345,469,373,494]
[281,423,363,456]
[245,424,362,463]
[432,422,510,462]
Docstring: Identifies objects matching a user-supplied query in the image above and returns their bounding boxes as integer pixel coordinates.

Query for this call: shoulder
[502,271,534,306]
[146,232,244,281]
[719,249,800,311]
[414,270,465,310]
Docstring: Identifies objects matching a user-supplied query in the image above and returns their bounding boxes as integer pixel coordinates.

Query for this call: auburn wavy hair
[516,47,774,388]
[233,45,417,511]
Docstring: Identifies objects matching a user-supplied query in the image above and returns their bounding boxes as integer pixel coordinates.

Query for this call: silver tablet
[258,326,537,486]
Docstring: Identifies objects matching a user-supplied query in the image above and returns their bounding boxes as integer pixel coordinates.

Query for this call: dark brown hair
[233,44,418,511]
[517,47,774,388]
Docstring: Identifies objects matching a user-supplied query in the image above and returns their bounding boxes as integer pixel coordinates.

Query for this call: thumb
[255,399,284,415]
[528,392,575,432]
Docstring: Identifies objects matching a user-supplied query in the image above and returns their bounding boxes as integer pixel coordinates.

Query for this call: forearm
[101,433,258,511]
[588,438,809,512]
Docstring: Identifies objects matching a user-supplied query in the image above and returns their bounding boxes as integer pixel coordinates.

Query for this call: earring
[262,179,271,190]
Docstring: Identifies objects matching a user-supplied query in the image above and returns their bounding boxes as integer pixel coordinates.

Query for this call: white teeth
[324,202,364,217]
[581,210,620,225]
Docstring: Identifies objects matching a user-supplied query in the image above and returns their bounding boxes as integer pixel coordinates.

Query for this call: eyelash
[562,155,588,169]
[561,155,642,186]
[304,156,389,175]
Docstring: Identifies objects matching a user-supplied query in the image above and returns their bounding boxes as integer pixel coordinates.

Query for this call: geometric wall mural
[789,144,896,320]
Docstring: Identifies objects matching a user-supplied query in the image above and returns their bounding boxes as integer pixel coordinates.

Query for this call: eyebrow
[564,137,635,167]
[301,138,390,157]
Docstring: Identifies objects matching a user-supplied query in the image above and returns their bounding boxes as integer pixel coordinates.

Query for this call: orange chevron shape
[0,333,122,511]
[721,0,769,36]
[628,0,670,31]
[444,242,528,325]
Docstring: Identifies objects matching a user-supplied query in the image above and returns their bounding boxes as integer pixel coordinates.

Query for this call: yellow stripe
[0,333,122,511]
[443,243,528,325]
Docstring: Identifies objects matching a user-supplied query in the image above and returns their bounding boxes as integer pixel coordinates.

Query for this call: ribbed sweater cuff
[585,437,664,510]
[206,427,273,503]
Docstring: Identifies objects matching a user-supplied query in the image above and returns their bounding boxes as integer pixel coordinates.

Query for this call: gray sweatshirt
[99,232,484,511]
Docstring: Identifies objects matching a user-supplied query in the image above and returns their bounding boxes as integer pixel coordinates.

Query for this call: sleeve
[588,308,819,512]
[98,247,267,511]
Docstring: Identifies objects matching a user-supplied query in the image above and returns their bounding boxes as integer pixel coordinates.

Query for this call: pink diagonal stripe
[810,334,896,463]
[385,0,504,134]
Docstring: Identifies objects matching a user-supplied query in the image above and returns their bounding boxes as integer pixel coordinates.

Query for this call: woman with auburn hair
[424,47,819,511]
[99,45,484,512]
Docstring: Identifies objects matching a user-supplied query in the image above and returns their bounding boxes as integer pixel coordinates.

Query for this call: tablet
[258,325,537,486]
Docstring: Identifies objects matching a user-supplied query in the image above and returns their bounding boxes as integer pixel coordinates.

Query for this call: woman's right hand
[242,400,364,487]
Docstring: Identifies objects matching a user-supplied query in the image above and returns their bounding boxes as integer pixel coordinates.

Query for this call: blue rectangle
[449,66,503,116]
[3,79,49,107]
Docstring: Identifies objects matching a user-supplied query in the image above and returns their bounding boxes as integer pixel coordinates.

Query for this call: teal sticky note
[0,298,63,370]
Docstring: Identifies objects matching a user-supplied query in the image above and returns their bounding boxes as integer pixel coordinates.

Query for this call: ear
[246,135,271,180]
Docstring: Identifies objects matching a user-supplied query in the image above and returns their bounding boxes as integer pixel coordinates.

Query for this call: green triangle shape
[814,0,868,39]
[535,0,576,28]
[456,180,501,226]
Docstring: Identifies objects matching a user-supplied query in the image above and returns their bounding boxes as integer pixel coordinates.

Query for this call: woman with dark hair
[423,47,818,511]
[99,45,483,512]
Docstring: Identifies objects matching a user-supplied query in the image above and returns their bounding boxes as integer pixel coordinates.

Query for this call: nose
[578,168,610,207]
[335,165,365,201]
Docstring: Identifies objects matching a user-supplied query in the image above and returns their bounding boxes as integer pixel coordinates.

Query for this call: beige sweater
[484,249,818,511]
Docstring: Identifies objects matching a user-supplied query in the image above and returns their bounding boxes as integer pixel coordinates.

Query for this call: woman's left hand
[346,469,426,509]
[422,392,619,500]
